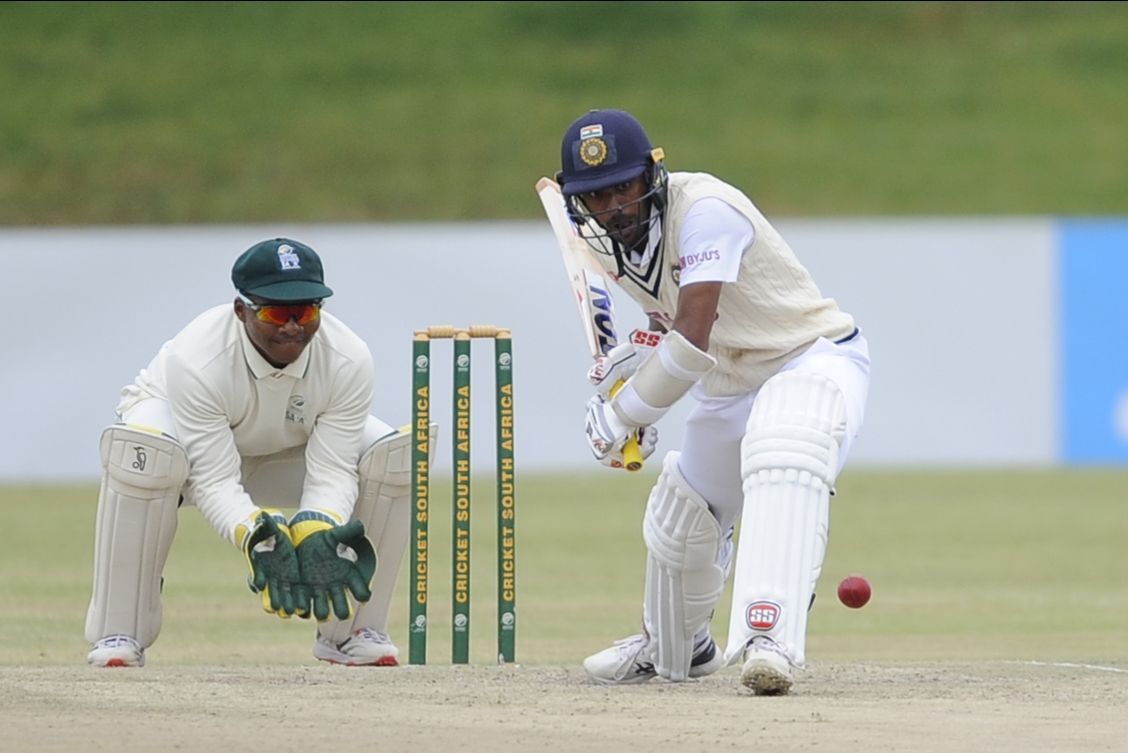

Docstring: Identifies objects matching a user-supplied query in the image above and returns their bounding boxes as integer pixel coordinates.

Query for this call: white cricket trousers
[676,333,871,530]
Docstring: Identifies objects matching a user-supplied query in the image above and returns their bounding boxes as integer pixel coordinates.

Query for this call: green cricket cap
[231,238,334,302]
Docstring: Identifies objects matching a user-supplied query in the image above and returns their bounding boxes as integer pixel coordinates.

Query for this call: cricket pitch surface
[5,660,1126,752]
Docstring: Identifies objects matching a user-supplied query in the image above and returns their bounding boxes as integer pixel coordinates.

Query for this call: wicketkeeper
[551,109,872,695]
[85,238,435,667]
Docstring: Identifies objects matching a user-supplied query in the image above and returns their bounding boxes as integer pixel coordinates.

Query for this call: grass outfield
[5,467,1126,667]
[2,2,1126,224]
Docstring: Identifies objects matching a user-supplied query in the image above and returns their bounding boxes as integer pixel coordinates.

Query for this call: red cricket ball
[837,575,872,609]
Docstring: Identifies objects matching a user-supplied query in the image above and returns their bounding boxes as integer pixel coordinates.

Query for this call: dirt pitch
[5,660,1126,753]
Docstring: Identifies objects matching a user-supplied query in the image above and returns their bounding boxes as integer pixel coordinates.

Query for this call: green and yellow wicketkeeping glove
[236,508,301,618]
[289,509,377,622]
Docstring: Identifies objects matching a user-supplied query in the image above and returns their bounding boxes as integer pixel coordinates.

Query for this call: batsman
[546,109,871,695]
[84,238,435,668]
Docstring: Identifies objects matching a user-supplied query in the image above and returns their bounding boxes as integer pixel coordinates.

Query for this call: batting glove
[238,508,301,618]
[289,510,378,622]
[587,329,662,399]
[585,394,659,469]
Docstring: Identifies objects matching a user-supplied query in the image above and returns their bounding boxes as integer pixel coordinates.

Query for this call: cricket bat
[535,177,643,472]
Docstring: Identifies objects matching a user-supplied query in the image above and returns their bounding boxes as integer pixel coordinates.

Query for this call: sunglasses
[237,294,322,326]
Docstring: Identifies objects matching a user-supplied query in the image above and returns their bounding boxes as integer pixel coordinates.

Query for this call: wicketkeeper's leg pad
[642,451,725,682]
[319,422,438,645]
[85,425,189,647]
[723,371,846,669]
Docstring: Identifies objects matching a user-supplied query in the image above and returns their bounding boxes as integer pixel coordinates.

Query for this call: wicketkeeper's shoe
[582,633,724,685]
[739,636,794,696]
[87,634,145,668]
[313,627,399,666]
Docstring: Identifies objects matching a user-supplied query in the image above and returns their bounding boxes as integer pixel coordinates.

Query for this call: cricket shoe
[313,627,399,666]
[739,636,794,696]
[87,634,145,668]
[583,633,723,685]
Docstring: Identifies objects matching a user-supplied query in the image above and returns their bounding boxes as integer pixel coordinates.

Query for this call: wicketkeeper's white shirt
[117,304,375,544]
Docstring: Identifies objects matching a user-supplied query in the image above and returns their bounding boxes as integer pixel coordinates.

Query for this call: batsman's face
[579,175,650,251]
[235,296,321,368]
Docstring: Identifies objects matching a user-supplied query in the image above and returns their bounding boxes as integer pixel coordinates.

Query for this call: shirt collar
[237,321,312,380]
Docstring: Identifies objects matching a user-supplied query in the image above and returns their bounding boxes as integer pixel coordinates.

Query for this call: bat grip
[621,437,644,472]
[609,378,644,472]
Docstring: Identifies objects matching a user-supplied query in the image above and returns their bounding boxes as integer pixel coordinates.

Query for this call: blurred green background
[2,0,1126,225]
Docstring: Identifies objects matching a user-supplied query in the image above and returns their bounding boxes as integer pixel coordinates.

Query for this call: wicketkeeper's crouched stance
[85,237,436,668]
[545,110,872,695]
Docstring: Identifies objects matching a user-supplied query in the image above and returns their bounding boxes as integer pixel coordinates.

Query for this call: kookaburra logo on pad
[277,244,301,270]
[131,445,148,472]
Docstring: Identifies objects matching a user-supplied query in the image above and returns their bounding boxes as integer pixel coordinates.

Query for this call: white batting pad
[85,426,189,647]
[723,372,846,669]
[642,451,724,681]
[320,423,437,644]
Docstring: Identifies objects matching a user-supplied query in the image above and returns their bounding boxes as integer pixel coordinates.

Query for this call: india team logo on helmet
[559,109,656,195]
[577,123,613,166]
[579,136,609,167]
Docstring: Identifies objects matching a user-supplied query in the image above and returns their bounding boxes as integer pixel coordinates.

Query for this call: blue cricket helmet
[558,109,659,196]
[555,109,669,259]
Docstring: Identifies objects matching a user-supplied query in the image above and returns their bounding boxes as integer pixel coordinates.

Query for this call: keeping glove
[289,510,378,622]
[587,329,662,399]
[585,393,659,469]
[237,508,300,618]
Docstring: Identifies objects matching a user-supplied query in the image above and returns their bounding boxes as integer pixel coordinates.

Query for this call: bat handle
[610,378,644,472]
[622,437,644,472]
